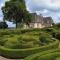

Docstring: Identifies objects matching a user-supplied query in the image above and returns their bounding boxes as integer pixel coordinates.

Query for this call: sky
[0,0,15,27]
[0,0,60,27]
[25,0,60,23]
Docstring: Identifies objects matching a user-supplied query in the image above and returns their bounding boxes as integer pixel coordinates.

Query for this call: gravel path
[0,56,12,60]
[0,56,23,60]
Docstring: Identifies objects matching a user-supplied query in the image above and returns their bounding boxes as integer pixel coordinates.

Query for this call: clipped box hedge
[0,39,59,59]
[24,48,60,60]
[0,29,21,35]
[0,29,59,59]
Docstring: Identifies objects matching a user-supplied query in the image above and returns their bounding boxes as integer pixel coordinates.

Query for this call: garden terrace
[0,29,59,59]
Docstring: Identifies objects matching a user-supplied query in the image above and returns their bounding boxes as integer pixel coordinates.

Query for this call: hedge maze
[0,27,60,59]
[24,49,60,60]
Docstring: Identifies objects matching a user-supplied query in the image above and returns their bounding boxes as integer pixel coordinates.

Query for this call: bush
[0,22,8,29]
[39,36,48,43]
[9,34,14,37]
[24,49,60,60]
[0,38,7,46]
[55,23,60,28]
[0,28,59,59]
[52,32,60,40]
[55,57,60,60]
[39,33,53,44]
[0,29,21,36]
[0,39,59,59]
[43,28,54,32]
[4,40,27,49]
[3,36,38,49]
[21,28,41,34]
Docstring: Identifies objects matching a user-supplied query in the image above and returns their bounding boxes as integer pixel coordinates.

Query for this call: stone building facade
[29,13,53,28]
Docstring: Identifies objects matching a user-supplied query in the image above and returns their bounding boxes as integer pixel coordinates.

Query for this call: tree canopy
[2,0,32,28]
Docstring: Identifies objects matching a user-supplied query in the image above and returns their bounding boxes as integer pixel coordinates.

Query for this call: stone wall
[29,13,53,28]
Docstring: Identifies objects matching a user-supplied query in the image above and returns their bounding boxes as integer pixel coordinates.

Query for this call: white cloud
[25,0,60,23]
[6,21,16,27]
[0,0,15,27]
[0,0,60,24]
[26,0,60,11]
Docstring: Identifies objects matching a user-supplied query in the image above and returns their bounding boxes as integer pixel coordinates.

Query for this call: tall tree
[2,0,32,28]
[23,11,32,27]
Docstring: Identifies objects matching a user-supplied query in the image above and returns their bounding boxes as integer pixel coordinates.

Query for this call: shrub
[55,23,60,28]
[0,28,59,59]
[4,39,27,49]
[43,28,54,32]
[0,38,7,46]
[55,57,60,60]
[0,39,59,59]
[39,33,53,44]
[55,33,60,40]
[0,22,8,29]
[17,35,38,42]
[24,49,60,60]
[21,28,41,34]
[9,34,14,37]
[52,32,60,40]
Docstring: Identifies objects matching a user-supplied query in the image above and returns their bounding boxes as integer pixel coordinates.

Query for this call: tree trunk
[3,18,5,22]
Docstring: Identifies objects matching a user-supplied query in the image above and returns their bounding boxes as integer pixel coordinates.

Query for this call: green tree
[2,0,32,28]
[23,11,32,27]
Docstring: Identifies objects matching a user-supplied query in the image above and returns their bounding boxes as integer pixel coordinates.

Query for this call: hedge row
[0,39,59,59]
[0,28,56,37]
[0,27,59,35]
[0,28,44,35]
[0,29,21,35]
[24,48,60,60]
[0,28,50,36]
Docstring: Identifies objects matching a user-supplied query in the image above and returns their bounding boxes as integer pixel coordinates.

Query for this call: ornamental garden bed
[24,48,60,60]
[0,29,59,59]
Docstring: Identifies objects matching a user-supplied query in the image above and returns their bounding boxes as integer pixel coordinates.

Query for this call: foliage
[0,38,7,46]
[2,0,32,28]
[0,23,60,59]
[54,23,60,28]
[55,57,60,60]
[0,22,8,29]
[0,28,59,58]
[39,33,53,44]
[0,39,58,58]
[24,49,60,60]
